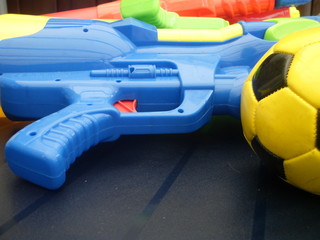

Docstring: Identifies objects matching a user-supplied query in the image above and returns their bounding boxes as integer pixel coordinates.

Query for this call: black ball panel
[251,136,286,179]
[317,110,320,150]
[252,53,293,101]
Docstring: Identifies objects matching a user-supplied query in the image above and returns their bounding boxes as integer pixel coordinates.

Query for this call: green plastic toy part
[264,18,320,41]
[120,0,229,29]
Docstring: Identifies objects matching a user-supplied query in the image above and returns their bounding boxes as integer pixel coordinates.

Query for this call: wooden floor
[6,0,116,15]
[298,0,320,15]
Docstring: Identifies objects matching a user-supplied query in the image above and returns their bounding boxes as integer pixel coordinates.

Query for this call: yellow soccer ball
[241,27,320,195]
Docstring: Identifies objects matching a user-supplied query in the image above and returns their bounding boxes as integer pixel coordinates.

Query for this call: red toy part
[98,1,122,19]
[228,7,296,24]
[161,0,274,18]
[113,100,137,113]
[44,0,282,21]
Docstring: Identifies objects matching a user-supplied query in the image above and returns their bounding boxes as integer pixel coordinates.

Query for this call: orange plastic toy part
[0,107,5,118]
[161,0,275,18]
[228,7,295,24]
[97,1,122,19]
[44,0,275,20]
[113,100,137,113]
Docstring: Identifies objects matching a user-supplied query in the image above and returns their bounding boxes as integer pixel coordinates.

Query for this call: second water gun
[45,0,304,23]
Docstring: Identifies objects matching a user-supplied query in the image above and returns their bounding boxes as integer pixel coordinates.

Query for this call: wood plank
[96,0,118,4]
[7,0,20,13]
[297,2,312,16]
[312,0,320,15]
[7,0,117,14]
[20,0,57,14]
[57,0,96,11]
[7,0,57,14]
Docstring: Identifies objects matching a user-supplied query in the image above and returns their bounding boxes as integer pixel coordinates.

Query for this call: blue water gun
[1,14,319,189]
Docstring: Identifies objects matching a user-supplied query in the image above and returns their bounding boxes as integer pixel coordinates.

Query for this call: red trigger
[113,100,137,113]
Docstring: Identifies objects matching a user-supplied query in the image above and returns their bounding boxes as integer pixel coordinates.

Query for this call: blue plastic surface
[276,0,311,7]
[0,18,280,189]
[303,16,320,22]
[239,21,275,39]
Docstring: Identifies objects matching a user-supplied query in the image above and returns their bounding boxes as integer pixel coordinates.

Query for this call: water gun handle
[6,103,118,189]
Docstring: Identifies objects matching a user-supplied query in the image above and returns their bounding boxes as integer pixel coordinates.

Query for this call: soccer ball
[241,27,320,195]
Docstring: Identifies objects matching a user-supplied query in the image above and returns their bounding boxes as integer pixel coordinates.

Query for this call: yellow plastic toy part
[289,6,300,18]
[0,14,50,41]
[158,23,243,41]
[0,107,5,118]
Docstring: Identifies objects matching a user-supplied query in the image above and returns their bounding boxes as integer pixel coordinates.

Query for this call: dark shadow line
[0,142,117,236]
[0,191,56,235]
[251,163,267,240]
[122,142,196,240]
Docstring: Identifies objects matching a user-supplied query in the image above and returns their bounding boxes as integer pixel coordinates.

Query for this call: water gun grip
[5,103,118,189]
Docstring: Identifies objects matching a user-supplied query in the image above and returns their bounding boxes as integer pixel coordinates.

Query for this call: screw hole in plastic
[29,132,37,136]
[83,28,89,32]
[116,80,122,83]
[178,109,184,113]
[55,79,61,82]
